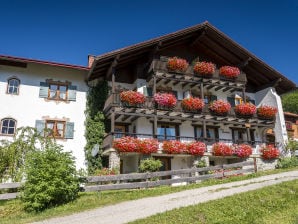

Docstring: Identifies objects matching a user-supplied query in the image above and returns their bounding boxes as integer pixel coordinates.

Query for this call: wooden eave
[87,21,296,94]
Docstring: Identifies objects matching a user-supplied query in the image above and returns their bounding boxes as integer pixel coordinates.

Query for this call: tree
[282,90,298,114]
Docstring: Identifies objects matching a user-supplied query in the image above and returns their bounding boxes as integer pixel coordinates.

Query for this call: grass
[0,167,297,224]
[130,179,298,224]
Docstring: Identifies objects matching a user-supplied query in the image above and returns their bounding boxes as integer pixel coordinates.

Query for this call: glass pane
[8,120,15,128]
[196,128,203,138]
[8,87,14,94]
[59,85,67,92]
[166,127,176,139]
[46,122,54,129]
[2,119,9,127]
[50,85,58,90]
[59,92,66,100]
[1,127,8,134]
[157,127,165,140]
[8,128,15,134]
[207,129,215,139]
[49,90,57,99]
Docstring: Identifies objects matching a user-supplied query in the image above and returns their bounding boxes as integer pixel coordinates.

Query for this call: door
[153,156,171,179]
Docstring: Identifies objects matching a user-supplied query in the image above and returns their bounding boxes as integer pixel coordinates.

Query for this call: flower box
[113,136,138,152]
[138,139,159,154]
[186,141,206,156]
[257,105,277,120]
[219,66,240,79]
[234,103,256,118]
[154,93,177,109]
[261,145,279,159]
[181,97,205,113]
[193,61,215,76]
[120,90,146,107]
[167,57,189,72]
[212,142,233,156]
[162,140,187,154]
[233,144,252,158]
[209,100,231,116]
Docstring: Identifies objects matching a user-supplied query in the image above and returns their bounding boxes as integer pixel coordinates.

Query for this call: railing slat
[0,182,22,189]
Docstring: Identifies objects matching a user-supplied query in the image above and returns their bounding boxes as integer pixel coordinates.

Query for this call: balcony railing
[149,59,247,85]
[103,93,260,120]
[103,131,275,154]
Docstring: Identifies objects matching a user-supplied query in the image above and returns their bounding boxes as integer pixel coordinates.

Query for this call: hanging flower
[234,103,256,117]
[138,139,159,154]
[167,57,189,72]
[233,144,253,158]
[219,66,240,79]
[209,100,231,115]
[154,93,177,108]
[181,97,205,112]
[260,145,279,159]
[162,140,187,154]
[193,61,215,75]
[113,136,138,152]
[186,142,206,156]
[212,142,233,156]
[257,105,278,120]
[120,90,146,106]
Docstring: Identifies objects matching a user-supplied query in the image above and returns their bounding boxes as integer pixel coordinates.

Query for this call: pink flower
[212,142,233,156]
[186,142,206,155]
[154,93,177,107]
[193,61,215,75]
[219,66,240,78]
[167,57,189,72]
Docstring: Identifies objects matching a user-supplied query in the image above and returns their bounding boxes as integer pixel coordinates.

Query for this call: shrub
[139,158,162,173]
[21,145,79,212]
[276,157,298,169]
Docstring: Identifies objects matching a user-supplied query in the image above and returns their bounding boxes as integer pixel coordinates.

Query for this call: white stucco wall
[0,63,88,169]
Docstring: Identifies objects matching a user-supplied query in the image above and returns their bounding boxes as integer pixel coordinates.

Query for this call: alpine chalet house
[86,22,296,173]
[0,55,89,169]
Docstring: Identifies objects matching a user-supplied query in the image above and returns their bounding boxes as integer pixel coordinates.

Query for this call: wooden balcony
[147,59,247,92]
[103,93,275,128]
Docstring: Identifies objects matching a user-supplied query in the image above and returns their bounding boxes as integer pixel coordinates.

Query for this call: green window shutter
[227,97,235,107]
[65,122,75,139]
[143,87,153,96]
[39,82,49,98]
[68,85,77,101]
[210,95,217,102]
[35,120,45,136]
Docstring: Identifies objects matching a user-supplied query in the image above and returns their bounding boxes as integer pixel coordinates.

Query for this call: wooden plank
[0,192,19,200]
[224,168,255,176]
[0,182,22,190]
[223,161,253,169]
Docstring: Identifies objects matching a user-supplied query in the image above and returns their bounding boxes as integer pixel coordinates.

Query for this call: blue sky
[1,0,297,84]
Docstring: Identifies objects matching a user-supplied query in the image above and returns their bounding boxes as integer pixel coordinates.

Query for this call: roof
[87,21,296,94]
[0,54,89,71]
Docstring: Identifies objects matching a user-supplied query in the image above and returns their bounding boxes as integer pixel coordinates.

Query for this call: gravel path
[34,170,298,224]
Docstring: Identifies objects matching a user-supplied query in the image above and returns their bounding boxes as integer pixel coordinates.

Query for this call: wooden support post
[200,82,204,99]
[242,88,246,103]
[153,75,157,95]
[112,70,116,103]
[203,120,207,139]
[153,115,157,138]
[111,110,115,134]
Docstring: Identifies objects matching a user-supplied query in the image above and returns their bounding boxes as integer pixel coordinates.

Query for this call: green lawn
[130,179,298,224]
[0,167,297,224]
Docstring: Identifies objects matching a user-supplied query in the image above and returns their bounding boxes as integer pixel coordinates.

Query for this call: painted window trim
[6,77,20,95]
[0,117,17,136]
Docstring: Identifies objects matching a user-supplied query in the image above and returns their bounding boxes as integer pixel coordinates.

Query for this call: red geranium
[193,61,215,75]
[181,97,205,112]
[120,90,146,106]
[113,136,138,152]
[212,142,233,156]
[167,57,189,72]
[219,66,240,78]
[261,145,279,159]
[209,100,231,115]
[163,140,187,154]
[235,103,256,117]
[233,144,253,158]
[186,141,206,156]
[257,105,278,120]
[138,139,159,154]
[154,93,177,108]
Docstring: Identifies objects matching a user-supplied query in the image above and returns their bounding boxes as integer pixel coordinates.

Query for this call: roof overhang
[87,21,296,94]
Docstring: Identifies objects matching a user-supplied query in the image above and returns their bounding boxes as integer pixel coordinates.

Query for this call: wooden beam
[238,57,252,69]
[256,78,282,92]
[190,31,206,47]
[105,55,120,79]
[214,86,223,91]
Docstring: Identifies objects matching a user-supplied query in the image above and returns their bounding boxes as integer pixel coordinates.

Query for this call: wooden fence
[0,161,254,200]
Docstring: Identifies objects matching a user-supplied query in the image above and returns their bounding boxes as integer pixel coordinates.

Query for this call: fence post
[253,158,257,173]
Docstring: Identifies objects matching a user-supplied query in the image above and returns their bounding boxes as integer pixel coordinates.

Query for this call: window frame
[156,123,179,141]
[45,120,66,139]
[47,81,68,101]
[7,77,20,95]
[0,118,17,136]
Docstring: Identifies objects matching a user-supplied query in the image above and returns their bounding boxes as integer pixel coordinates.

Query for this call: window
[194,126,219,141]
[48,83,68,100]
[35,120,74,139]
[7,78,20,95]
[204,94,217,104]
[1,118,16,135]
[46,120,66,138]
[39,81,77,101]
[157,124,178,141]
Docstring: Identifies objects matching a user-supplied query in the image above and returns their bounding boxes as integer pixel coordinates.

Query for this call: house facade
[0,55,89,169]
[87,22,296,173]
[284,112,298,141]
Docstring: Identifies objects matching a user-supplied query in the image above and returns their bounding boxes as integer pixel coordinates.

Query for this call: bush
[21,145,79,212]
[276,157,298,169]
[139,158,162,173]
